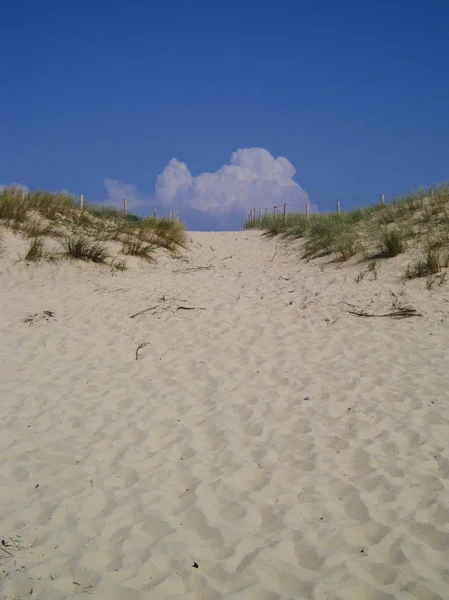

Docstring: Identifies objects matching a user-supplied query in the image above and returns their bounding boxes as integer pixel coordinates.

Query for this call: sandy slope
[1,229,449,600]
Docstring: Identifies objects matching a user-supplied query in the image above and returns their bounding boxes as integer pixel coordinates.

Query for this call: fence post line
[123,198,128,215]
[283,203,287,224]
[380,193,385,206]
[337,200,341,215]
[305,203,309,219]
[80,194,84,209]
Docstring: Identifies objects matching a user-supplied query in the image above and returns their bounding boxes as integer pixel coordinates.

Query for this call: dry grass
[121,237,155,262]
[60,236,110,263]
[0,186,188,268]
[245,186,449,277]
[24,237,46,262]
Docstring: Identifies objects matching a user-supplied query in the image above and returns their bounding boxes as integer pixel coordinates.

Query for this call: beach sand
[1,230,449,599]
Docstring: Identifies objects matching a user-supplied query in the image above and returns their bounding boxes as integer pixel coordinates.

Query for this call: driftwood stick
[130,305,159,319]
[175,306,206,311]
[135,343,149,361]
[348,310,422,319]
[269,244,278,263]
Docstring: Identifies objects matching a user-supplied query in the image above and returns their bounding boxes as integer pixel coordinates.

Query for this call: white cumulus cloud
[104,147,308,228]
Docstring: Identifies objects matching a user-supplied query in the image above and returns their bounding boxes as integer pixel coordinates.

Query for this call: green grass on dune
[0,186,188,266]
[244,184,449,279]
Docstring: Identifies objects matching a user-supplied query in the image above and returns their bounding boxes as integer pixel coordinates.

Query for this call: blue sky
[1,0,449,230]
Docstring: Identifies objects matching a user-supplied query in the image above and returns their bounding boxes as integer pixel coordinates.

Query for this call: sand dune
[1,230,449,599]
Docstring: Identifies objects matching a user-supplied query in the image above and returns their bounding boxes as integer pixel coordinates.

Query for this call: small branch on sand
[135,343,149,361]
[269,244,278,263]
[175,306,206,311]
[129,305,159,319]
[173,266,214,273]
[348,309,422,319]
[0,545,14,557]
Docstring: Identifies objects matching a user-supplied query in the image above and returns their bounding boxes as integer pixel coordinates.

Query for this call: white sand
[1,230,449,600]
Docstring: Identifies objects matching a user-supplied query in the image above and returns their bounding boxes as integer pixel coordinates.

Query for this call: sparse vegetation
[110,258,128,271]
[244,185,449,287]
[121,237,155,262]
[405,248,441,280]
[138,218,188,253]
[378,228,407,257]
[21,218,59,239]
[61,236,110,263]
[24,237,46,262]
[0,186,188,268]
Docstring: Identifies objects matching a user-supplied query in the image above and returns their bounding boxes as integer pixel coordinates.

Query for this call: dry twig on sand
[129,305,159,319]
[269,244,278,262]
[173,265,214,273]
[135,343,149,361]
[348,308,422,319]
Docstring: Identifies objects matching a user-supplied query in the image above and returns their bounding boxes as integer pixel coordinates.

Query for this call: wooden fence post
[123,198,128,215]
[153,207,157,218]
[305,203,309,219]
[258,207,262,221]
[283,203,287,224]
[380,193,385,206]
[80,194,84,209]
[264,208,268,217]
[274,205,277,218]
[337,200,340,215]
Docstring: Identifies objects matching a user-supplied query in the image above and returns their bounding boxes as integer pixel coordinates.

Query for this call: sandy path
[1,230,449,599]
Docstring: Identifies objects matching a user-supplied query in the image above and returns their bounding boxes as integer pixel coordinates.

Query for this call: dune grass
[377,228,407,257]
[24,237,46,262]
[138,217,188,253]
[60,235,110,263]
[121,236,155,262]
[0,186,188,266]
[404,248,448,280]
[245,185,449,274]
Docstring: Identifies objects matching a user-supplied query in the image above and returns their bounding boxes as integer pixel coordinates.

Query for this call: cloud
[104,147,308,230]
